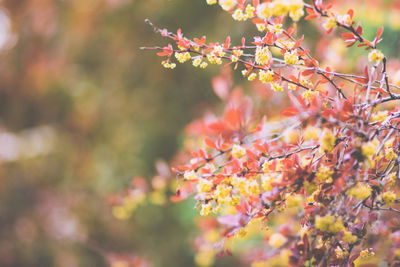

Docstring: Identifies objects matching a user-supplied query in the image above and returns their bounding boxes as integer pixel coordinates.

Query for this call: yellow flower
[348,183,371,200]
[320,129,336,153]
[335,246,345,259]
[284,49,299,65]
[256,23,266,32]
[316,165,333,183]
[200,203,213,216]
[248,73,257,81]
[286,194,303,208]
[342,230,357,244]
[382,191,396,205]
[323,17,337,31]
[256,2,273,19]
[255,46,271,66]
[269,233,287,248]
[184,170,197,180]
[362,138,379,166]
[371,110,387,123]
[303,126,319,140]
[218,0,237,11]
[267,23,283,34]
[303,90,316,101]
[197,178,213,193]
[360,248,375,259]
[175,52,191,63]
[161,60,176,69]
[245,4,256,18]
[232,144,246,158]
[337,14,352,26]
[368,49,384,64]
[289,8,304,21]
[206,0,217,5]
[315,215,344,233]
[284,128,299,144]
[200,62,208,68]
[259,69,274,83]
[270,82,283,92]
[214,184,231,203]
[232,9,248,21]
[288,83,297,90]
[192,57,202,67]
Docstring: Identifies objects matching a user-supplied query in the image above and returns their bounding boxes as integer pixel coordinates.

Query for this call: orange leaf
[204,137,217,149]
[281,107,299,117]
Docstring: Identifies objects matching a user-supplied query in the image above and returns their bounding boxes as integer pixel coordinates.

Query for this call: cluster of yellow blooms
[323,17,337,31]
[342,230,357,244]
[256,0,304,21]
[231,4,256,21]
[368,49,384,64]
[161,60,176,69]
[284,49,300,65]
[359,248,375,258]
[336,13,352,27]
[315,214,345,233]
[361,138,380,166]
[175,52,191,63]
[316,165,334,183]
[231,49,244,62]
[232,144,246,158]
[320,129,336,153]
[192,57,208,68]
[348,183,372,201]
[382,191,397,205]
[255,46,271,66]
[258,69,275,84]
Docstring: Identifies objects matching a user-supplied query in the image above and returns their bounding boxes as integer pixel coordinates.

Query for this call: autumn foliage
[116,0,400,266]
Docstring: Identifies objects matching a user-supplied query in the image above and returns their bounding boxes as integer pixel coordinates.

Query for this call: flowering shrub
[118,0,400,266]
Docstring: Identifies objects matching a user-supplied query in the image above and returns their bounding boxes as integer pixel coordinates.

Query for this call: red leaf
[305,14,318,20]
[224,108,241,130]
[342,33,355,40]
[281,107,299,117]
[293,35,304,49]
[376,26,384,40]
[347,9,354,19]
[204,137,217,149]
[302,69,315,76]
[224,36,231,49]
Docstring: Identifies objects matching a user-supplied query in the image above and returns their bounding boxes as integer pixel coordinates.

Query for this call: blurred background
[0,0,398,266]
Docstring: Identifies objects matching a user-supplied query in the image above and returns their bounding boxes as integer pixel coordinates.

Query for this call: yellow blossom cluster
[315,214,345,233]
[359,248,375,258]
[256,0,304,21]
[368,49,384,64]
[161,60,176,69]
[175,52,191,63]
[361,138,379,166]
[382,191,397,205]
[316,165,334,183]
[348,183,371,200]
[342,230,357,244]
[323,17,337,31]
[192,57,208,68]
[232,144,246,158]
[231,5,256,21]
[284,49,300,65]
[320,129,336,153]
[255,46,271,66]
[258,69,274,84]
